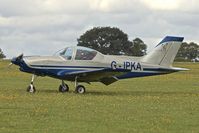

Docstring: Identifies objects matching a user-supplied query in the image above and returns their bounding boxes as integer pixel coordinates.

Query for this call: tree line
[1,27,199,62]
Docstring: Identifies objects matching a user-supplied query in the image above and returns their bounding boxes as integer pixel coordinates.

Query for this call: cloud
[141,0,199,13]
[0,0,198,58]
[141,0,180,11]
[89,0,145,13]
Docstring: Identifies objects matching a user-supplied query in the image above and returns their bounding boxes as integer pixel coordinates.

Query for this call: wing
[57,68,124,85]
[99,76,119,85]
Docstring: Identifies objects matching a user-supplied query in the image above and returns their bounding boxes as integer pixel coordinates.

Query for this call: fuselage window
[60,48,73,60]
[75,48,97,60]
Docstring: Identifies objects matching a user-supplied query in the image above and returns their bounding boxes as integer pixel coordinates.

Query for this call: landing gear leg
[75,76,86,94]
[27,74,36,93]
[59,80,69,93]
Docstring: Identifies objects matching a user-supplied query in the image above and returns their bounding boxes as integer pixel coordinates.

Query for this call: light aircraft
[11,36,188,94]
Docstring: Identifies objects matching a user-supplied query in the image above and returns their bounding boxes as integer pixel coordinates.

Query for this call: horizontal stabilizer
[171,67,190,71]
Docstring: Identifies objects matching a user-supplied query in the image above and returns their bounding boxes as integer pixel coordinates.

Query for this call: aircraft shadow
[85,90,199,97]
[32,89,199,96]
[37,89,59,94]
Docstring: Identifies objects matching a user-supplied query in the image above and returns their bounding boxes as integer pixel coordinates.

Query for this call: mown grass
[0,60,199,133]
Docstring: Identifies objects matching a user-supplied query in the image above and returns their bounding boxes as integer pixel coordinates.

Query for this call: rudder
[142,36,184,67]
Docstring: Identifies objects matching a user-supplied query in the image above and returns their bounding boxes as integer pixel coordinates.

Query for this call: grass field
[0,60,199,133]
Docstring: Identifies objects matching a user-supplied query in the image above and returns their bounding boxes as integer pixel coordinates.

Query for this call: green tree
[176,42,199,61]
[0,48,6,59]
[77,27,147,56]
[131,38,147,56]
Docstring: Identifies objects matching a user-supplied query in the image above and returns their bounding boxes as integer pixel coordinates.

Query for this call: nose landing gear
[27,74,36,93]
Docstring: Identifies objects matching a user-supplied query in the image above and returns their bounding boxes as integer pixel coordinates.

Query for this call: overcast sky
[0,0,199,58]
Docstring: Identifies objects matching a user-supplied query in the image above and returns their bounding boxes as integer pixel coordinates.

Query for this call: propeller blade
[7,63,13,69]
[8,63,13,67]
[16,53,23,60]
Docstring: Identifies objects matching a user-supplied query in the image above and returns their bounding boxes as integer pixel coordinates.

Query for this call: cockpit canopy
[58,46,101,60]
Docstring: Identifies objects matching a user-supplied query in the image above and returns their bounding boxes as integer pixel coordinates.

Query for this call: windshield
[59,47,73,60]
[75,47,97,60]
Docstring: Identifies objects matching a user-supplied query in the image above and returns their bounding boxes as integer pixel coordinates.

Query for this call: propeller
[9,53,24,67]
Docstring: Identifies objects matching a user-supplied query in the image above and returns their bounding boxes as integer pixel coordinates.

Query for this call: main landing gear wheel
[59,84,69,93]
[27,84,36,93]
[59,81,69,93]
[75,85,86,94]
[74,76,86,94]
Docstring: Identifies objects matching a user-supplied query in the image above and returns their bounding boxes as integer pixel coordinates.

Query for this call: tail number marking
[111,61,142,71]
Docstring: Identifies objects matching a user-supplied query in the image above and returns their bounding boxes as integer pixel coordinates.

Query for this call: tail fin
[142,36,184,67]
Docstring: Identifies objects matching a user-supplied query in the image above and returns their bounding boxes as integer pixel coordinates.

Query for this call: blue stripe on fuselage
[30,65,106,69]
[143,68,178,73]
[20,63,174,80]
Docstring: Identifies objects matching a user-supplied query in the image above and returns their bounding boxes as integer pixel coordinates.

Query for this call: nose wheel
[27,74,36,93]
[27,83,36,93]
